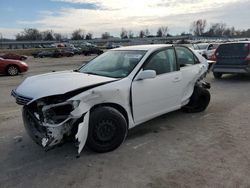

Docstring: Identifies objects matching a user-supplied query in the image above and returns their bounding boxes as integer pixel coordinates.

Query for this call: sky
[0,0,250,39]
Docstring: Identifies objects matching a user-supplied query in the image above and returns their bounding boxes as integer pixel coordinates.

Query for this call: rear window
[216,43,249,58]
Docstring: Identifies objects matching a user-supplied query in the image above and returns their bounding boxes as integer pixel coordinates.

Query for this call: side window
[176,47,196,66]
[144,48,177,75]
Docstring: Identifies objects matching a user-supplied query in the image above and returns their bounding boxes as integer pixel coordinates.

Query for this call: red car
[0,58,28,76]
[0,53,28,61]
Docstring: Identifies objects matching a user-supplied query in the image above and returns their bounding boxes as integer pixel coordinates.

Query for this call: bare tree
[145,28,150,36]
[16,28,42,41]
[156,27,163,37]
[71,29,85,40]
[128,30,134,38]
[120,28,128,39]
[54,33,62,41]
[101,32,111,39]
[139,30,145,38]
[207,23,227,36]
[41,30,54,41]
[160,26,168,36]
[85,32,93,40]
[190,19,207,36]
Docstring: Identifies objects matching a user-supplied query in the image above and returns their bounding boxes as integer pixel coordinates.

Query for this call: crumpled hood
[15,70,117,100]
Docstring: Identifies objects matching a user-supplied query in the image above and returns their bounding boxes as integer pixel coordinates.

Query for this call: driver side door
[131,48,183,124]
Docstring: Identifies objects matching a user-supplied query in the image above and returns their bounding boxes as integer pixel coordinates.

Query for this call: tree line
[190,19,250,37]
[15,27,170,41]
[15,20,250,41]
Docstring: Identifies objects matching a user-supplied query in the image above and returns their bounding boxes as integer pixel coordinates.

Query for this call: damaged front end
[13,91,88,152]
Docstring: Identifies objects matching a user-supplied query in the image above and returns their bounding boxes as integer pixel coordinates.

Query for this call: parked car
[105,43,121,49]
[0,57,28,76]
[41,44,54,48]
[0,53,28,61]
[53,49,74,58]
[193,43,220,60]
[82,46,103,56]
[66,47,82,55]
[56,43,65,48]
[37,51,54,58]
[212,42,250,79]
[32,51,42,58]
[11,45,210,153]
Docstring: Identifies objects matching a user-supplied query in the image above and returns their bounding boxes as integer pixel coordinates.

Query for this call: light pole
[0,33,2,49]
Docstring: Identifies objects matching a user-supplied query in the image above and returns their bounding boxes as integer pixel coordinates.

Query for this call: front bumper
[22,105,83,150]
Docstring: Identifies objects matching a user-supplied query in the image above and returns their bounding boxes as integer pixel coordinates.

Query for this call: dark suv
[212,42,250,79]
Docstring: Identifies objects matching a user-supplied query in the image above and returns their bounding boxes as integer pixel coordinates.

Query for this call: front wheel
[182,86,211,113]
[6,65,19,76]
[86,107,127,153]
[213,72,223,79]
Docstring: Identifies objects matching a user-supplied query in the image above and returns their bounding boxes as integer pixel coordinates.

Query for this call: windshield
[79,50,146,78]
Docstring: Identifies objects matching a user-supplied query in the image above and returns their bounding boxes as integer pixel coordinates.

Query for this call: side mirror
[136,70,156,80]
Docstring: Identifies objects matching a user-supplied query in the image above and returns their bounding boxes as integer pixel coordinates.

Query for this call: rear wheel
[86,107,127,153]
[213,72,223,79]
[6,65,19,76]
[182,86,210,113]
[202,54,208,59]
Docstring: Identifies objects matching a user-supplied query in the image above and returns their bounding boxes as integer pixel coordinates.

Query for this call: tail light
[246,54,250,61]
[210,52,217,61]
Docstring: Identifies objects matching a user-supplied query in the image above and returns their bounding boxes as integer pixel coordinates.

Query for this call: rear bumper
[212,65,250,74]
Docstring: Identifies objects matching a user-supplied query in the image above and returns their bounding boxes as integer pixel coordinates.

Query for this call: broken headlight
[42,100,80,125]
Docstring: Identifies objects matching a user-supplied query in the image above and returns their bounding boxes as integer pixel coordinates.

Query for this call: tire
[86,106,127,153]
[202,54,208,59]
[6,65,19,76]
[182,86,211,113]
[213,72,222,79]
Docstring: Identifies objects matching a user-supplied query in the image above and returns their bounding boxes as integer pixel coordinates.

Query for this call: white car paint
[15,70,117,101]
[12,44,209,153]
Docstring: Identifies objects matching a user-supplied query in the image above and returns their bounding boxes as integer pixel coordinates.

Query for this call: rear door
[216,43,249,65]
[175,47,205,104]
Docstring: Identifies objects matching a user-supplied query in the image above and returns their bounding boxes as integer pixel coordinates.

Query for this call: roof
[221,41,250,45]
[111,44,173,51]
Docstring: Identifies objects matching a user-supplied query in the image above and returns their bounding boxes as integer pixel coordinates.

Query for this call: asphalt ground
[0,55,250,188]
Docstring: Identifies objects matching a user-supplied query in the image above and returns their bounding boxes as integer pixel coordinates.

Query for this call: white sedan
[12,44,210,153]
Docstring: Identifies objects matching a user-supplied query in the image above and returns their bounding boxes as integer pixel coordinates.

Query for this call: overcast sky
[0,0,250,38]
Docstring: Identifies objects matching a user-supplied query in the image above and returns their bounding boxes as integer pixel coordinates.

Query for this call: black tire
[6,65,19,76]
[213,72,222,79]
[182,86,210,113]
[86,106,127,153]
[202,54,208,59]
